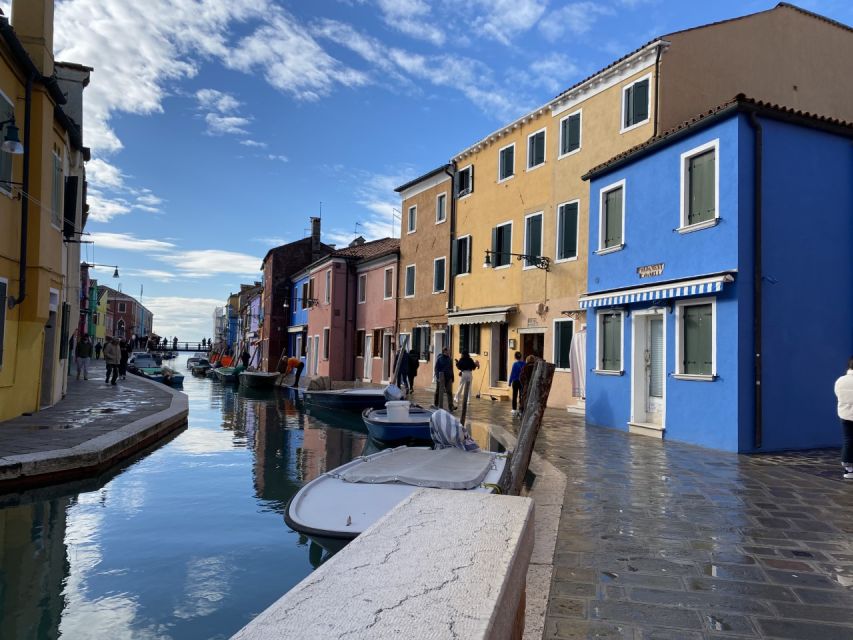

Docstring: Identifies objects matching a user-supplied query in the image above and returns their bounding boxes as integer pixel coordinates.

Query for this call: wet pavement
[415,392,853,640]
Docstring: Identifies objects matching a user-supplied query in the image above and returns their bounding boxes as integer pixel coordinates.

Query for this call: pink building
[304,238,399,382]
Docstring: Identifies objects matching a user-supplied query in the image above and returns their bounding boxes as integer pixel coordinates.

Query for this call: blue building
[287,270,310,369]
[581,96,853,452]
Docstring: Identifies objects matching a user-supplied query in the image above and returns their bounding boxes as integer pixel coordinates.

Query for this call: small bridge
[151,342,209,353]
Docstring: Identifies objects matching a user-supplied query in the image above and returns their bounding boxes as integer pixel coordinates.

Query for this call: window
[404,264,416,297]
[356,329,365,357]
[491,222,512,268]
[433,257,446,293]
[527,129,546,169]
[384,267,394,299]
[372,329,382,357]
[523,213,543,268]
[118,302,126,313]
[556,201,579,261]
[677,300,715,377]
[459,324,480,355]
[0,96,14,195]
[680,140,718,229]
[559,111,581,157]
[622,75,650,131]
[411,326,431,360]
[498,143,515,181]
[309,278,315,304]
[599,180,625,251]
[407,205,417,233]
[597,311,623,372]
[436,193,447,223]
[0,279,6,367]
[454,235,471,275]
[456,165,473,197]
[51,153,62,228]
[324,270,331,304]
[323,327,330,360]
[357,273,366,304]
[554,319,574,370]
[301,281,310,309]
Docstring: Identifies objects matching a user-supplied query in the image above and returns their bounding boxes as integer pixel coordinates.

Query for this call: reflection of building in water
[299,426,366,483]
[252,398,304,511]
[0,499,70,639]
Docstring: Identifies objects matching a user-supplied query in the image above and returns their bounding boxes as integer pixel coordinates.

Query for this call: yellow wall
[95,288,108,342]
[453,64,658,407]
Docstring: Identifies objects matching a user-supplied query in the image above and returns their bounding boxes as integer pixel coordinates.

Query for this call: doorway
[631,311,665,429]
[489,323,510,386]
[382,333,392,381]
[364,334,373,380]
[522,332,544,360]
[40,310,57,407]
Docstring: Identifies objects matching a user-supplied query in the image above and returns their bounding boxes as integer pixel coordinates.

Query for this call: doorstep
[627,421,665,439]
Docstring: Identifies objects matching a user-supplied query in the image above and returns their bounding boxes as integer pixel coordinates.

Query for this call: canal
[0,356,377,640]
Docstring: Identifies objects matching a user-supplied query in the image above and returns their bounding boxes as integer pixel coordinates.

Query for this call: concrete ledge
[0,375,188,491]
[233,489,534,640]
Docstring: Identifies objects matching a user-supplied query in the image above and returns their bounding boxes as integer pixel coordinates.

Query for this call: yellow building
[0,0,90,421]
[93,282,108,346]
[449,42,664,409]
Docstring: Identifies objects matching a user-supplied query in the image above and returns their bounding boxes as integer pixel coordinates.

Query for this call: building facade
[582,98,853,452]
[102,286,152,347]
[354,248,399,384]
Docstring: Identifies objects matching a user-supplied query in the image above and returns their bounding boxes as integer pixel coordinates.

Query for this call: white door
[645,316,664,424]
[313,336,320,375]
[305,338,312,375]
[364,335,373,380]
[433,331,445,360]
[295,335,303,362]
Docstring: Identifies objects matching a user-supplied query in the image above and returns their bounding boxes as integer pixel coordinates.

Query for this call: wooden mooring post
[500,359,555,496]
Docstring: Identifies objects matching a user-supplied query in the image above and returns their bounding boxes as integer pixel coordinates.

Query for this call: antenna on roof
[354,221,363,235]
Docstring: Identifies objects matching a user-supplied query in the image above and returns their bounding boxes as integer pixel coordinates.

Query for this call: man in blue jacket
[434,347,454,410]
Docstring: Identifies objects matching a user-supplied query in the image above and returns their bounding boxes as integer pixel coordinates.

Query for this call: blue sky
[12,0,850,339]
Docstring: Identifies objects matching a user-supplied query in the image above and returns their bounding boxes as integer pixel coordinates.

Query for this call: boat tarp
[339,448,495,490]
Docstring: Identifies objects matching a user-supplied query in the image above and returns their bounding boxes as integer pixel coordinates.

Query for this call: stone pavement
[0,359,187,489]
[418,391,853,640]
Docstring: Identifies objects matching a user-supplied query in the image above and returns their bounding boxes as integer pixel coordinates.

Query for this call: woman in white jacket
[835,357,853,479]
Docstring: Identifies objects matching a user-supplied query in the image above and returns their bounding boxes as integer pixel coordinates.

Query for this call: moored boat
[137,366,184,387]
[213,367,239,383]
[361,405,434,443]
[302,388,388,412]
[238,370,279,389]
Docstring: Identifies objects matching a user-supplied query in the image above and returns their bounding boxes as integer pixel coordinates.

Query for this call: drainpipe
[9,73,32,309]
[747,111,763,449]
[652,44,663,137]
[443,163,457,350]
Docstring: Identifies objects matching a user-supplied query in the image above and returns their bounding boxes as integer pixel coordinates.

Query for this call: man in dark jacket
[407,349,420,395]
[433,347,454,409]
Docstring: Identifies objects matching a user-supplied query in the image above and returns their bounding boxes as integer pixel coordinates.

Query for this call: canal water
[0,356,388,640]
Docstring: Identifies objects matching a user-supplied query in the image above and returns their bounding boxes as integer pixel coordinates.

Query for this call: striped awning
[578,273,735,310]
[447,305,515,326]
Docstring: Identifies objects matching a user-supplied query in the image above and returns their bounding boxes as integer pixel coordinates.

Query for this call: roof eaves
[394,164,452,193]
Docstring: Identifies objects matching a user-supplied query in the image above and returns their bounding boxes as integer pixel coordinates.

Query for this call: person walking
[518,355,537,412]
[119,339,130,380]
[104,337,120,385]
[454,349,479,407]
[241,349,251,369]
[396,347,409,392]
[508,351,524,417]
[407,349,420,396]
[835,357,853,479]
[75,334,93,380]
[94,341,102,360]
[434,347,454,410]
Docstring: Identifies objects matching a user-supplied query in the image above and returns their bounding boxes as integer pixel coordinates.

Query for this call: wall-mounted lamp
[561,309,585,321]
[483,249,551,271]
[82,262,119,278]
[0,118,23,155]
[283,297,318,310]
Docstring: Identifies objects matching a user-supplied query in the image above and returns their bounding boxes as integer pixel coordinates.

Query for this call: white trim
[455,234,472,276]
[435,191,448,224]
[674,296,717,377]
[432,256,446,294]
[555,199,580,263]
[407,204,417,234]
[404,264,416,298]
[491,220,514,269]
[322,326,330,360]
[526,127,547,171]
[497,142,515,183]
[357,273,367,304]
[595,309,624,373]
[620,72,653,134]
[324,269,331,304]
[398,173,451,201]
[457,164,473,199]
[383,266,394,300]
[629,308,667,429]
[522,211,544,270]
[552,317,574,372]
[598,179,626,252]
[558,108,582,160]
[678,138,720,231]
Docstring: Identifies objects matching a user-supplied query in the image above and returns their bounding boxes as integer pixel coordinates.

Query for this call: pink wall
[306,260,353,380]
[354,256,398,383]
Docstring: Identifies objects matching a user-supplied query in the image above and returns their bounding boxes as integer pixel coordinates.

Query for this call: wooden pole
[391,334,410,388]
[502,360,555,496]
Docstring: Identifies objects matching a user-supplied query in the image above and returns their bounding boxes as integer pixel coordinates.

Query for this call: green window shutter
[567,114,580,152]
[556,320,573,368]
[624,85,634,128]
[526,215,542,264]
[683,304,712,375]
[558,203,578,259]
[469,165,474,193]
[472,325,480,354]
[604,188,623,247]
[601,314,621,370]
[633,79,649,124]
[688,150,715,225]
[458,325,466,354]
[491,226,498,260]
[560,118,569,155]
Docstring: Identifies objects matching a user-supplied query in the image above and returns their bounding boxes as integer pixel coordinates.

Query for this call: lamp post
[81,262,120,278]
[483,249,551,272]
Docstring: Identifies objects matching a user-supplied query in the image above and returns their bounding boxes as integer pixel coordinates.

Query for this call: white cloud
[375,0,445,46]
[144,295,225,341]
[88,232,176,252]
[155,249,262,278]
[471,0,548,45]
[239,139,268,148]
[87,158,125,189]
[267,154,288,162]
[540,2,615,41]
[204,113,251,135]
[123,268,177,282]
[325,169,413,245]
[195,88,241,114]
[511,53,583,94]
[87,190,131,223]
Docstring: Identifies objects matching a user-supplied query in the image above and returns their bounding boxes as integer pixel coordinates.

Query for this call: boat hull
[213,367,239,383]
[361,407,433,443]
[303,388,388,412]
[238,371,279,389]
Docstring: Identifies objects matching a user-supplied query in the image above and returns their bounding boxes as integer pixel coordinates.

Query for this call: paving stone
[759,557,814,571]
[553,567,596,582]
[589,600,703,630]
[756,619,853,640]
[763,568,838,589]
[637,628,704,640]
[548,597,586,619]
[701,611,757,636]
[552,581,596,598]
[770,602,853,624]
[794,588,853,606]
[544,618,633,639]
[685,577,797,602]
[701,562,767,582]
[627,587,773,616]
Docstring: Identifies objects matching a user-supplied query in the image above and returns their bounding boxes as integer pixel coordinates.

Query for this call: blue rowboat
[303,388,388,412]
[361,406,435,443]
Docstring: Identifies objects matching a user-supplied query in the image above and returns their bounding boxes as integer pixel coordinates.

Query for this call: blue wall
[288,274,310,363]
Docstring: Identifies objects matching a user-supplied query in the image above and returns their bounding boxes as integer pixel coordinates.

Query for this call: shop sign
[636,263,664,278]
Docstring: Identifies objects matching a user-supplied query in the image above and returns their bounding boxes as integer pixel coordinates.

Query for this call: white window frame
[357,273,367,304]
[558,109,582,159]
[432,256,446,294]
[497,142,515,183]
[0,89,15,198]
[594,309,624,375]
[597,178,626,254]
[407,205,417,234]
[456,234,472,277]
[435,191,447,224]
[526,127,547,171]
[324,269,331,304]
[383,266,394,300]
[678,138,720,233]
[555,199,580,263]
[457,164,473,199]
[404,264,416,298]
[322,326,330,360]
[620,73,652,134]
[356,328,366,358]
[491,220,513,270]
[0,276,7,369]
[674,296,717,380]
[553,318,574,372]
[522,211,544,270]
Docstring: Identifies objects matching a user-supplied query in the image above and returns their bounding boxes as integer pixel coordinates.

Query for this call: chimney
[11,0,55,77]
[310,216,321,260]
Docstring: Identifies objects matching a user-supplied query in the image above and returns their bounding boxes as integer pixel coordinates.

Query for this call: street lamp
[483,249,551,271]
[0,118,23,155]
[82,262,120,278]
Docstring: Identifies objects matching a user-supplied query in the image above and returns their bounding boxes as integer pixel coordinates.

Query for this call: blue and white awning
[578,273,735,310]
